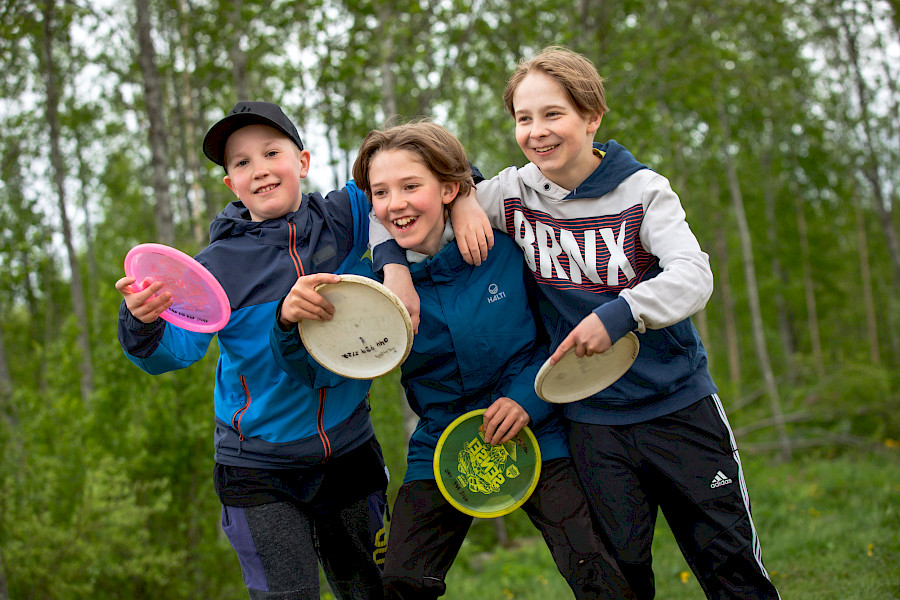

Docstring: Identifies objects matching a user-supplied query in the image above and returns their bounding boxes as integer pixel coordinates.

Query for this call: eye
[266,150,279,158]
[404,183,420,191]
[371,189,387,198]
[517,115,531,124]
[546,111,561,118]
[234,158,249,168]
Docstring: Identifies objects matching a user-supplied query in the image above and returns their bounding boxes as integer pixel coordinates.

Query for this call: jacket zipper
[317,389,331,462]
[232,375,252,454]
[288,221,305,277]
[289,219,329,462]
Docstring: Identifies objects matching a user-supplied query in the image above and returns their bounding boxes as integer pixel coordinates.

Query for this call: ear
[586,113,603,135]
[298,149,311,179]
[441,181,461,205]
[223,175,239,198]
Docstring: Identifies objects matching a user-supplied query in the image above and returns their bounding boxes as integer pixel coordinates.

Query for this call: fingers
[115,276,136,294]
[281,273,340,324]
[550,314,612,364]
[134,290,174,322]
[549,336,575,365]
[456,217,493,266]
[401,289,421,335]
[119,278,173,323]
[457,232,482,267]
[483,399,529,445]
[481,223,495,251]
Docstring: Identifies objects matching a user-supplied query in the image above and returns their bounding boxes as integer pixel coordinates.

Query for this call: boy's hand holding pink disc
[124,243,231,333]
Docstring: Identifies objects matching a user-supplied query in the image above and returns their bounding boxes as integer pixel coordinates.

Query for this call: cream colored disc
[300,274,413,379]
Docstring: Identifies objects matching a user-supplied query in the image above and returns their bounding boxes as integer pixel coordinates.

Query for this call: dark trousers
[570,394,780,600]
[383,458,634,599]
[221,491,386,599]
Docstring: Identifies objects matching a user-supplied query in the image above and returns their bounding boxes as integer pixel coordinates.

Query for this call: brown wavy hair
[352,120,473,202]
[503,46,609,119]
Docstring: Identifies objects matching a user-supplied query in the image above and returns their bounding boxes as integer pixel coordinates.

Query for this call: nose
[251,159,269,178]
[388,190,407,212]
[530,118,549,139]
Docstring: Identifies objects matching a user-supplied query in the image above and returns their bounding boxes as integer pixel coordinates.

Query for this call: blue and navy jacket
[118,183,396,468]
[397,233,568,483]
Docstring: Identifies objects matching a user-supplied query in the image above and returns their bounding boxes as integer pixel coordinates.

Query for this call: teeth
[393,217,416,227]
[535,145,558,153]
[256,184,278,193]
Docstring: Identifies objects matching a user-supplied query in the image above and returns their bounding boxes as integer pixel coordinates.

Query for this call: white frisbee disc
[535,332,640,403]
[299,274,413,379]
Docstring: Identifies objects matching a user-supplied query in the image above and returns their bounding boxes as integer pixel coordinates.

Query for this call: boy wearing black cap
[116,101,408,599]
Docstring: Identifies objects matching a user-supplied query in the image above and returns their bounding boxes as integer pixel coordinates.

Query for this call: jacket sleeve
[345,180,373,261]
[611,173,713,333]
[498,349,555,429]
[117,301,214,374]
[369,210,407,272]
[269,298,350,390]
[474,169,517,232]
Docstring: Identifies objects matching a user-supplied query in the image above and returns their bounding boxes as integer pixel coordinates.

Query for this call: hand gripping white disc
[299,274,414,379]
[535,332,640,403]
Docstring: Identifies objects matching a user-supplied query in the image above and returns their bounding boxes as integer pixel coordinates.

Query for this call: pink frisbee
[124,243,231,333]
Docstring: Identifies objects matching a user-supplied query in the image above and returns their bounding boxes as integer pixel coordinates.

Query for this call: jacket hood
[208,199,304,243]
[568,140,648,200]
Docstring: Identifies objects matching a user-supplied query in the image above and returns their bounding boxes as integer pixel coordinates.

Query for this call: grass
[434,451,900,600]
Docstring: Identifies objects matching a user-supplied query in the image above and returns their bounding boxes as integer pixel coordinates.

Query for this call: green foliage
[447,536,573,598]
[369,371,409,500]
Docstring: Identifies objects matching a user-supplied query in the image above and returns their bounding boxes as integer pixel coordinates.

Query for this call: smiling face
[223,124,310,222]
[512,71,603,190]
[369,148,459,257]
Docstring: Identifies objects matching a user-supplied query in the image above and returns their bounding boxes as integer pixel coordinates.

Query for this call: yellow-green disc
[433,409,541,518]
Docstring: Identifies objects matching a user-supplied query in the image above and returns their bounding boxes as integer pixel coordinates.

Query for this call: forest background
[1,0,899,598]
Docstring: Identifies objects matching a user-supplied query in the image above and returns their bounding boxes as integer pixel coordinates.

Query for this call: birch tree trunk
[74,130,100,333]
[136,0,175,246]
[229,0,249,102]
[760,142,797,376]
[0,320,13,428]
[711,180,742,389]
[854,197,881,365]
[41,1,94,403]
[176,0,206,246]
[840,8,900,290]
[718,100,791,460]
[0,548,8,600]
[376,2,398,124]
[792,181,825,377]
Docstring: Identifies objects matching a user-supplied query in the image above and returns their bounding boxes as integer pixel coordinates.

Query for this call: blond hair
[352,121,473,201]
[503,46,609,118]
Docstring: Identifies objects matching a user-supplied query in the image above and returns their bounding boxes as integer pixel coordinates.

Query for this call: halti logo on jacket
[512,209,637,286]
[487,283,506,303]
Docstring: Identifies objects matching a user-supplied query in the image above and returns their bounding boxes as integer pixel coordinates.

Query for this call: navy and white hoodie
[474,141,718,426]
[118,183,394,468]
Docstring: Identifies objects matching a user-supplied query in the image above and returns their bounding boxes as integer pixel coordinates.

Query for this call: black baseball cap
[202,101,304,167]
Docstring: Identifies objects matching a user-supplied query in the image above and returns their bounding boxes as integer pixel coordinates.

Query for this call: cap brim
[202,113,292,166]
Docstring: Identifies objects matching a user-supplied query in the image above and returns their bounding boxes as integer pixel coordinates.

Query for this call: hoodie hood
[566,140,649,200]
